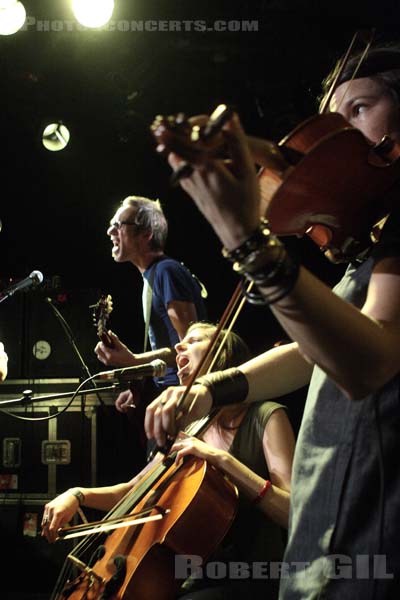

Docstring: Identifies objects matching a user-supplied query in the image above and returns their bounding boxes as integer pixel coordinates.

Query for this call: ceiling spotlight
[0,0,26,35]
[72,0,114,28]
[42,123,71,152]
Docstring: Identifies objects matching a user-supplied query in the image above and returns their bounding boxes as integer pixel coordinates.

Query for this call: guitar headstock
[92,294,114,348]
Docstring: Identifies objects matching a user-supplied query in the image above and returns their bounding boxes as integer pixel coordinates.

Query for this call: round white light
[0,1,26,35]
[72,0,114,28]
[42,123,71,152]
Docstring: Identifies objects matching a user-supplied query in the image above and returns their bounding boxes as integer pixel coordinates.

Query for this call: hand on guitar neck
[93,295,137,367]
[92,294,147,416]
[92,294,174,416]
[100,330,114,349]
[92,294,114,348]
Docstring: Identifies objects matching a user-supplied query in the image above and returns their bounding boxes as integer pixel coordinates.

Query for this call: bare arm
[241,342,313,402]
[95,330,176,368]
[41,453,164,543]
[171,408,295,529]
[266,261,400,399]
[0,342,8,382]
[167,299,198,340]
[145,342,311,447]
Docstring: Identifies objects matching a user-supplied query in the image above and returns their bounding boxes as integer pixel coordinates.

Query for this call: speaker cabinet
[0,287,102,379]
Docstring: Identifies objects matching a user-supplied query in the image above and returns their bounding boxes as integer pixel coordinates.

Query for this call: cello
[50,415,238,599]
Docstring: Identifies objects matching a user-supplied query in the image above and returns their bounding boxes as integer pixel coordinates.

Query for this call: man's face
[330,77,400,144]
[107,206,139,263]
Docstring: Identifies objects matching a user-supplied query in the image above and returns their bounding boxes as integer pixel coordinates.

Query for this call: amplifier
[0,378,148,497]
[0,287,102,379]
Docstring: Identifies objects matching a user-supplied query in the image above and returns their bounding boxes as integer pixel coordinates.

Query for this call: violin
[151,103,400,263]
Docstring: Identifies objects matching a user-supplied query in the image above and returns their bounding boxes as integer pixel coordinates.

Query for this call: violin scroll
[151,104,234,185]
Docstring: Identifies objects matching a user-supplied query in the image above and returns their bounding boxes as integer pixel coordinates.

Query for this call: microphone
[1,270,44,298]
[96,359,167,381]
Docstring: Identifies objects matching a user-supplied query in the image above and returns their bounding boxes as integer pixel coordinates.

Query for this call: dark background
[0,3,400,598]
[1,0,399,379]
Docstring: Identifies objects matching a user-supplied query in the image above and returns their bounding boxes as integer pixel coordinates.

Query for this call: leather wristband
[195,367,249,408]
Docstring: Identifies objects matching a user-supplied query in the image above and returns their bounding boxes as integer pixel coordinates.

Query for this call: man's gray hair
[122,196,168,250]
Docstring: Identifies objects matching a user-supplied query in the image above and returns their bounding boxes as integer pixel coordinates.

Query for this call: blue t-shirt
[143,256,207,388]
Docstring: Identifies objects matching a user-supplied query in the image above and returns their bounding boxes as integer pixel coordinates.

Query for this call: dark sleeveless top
[179,401,286,597]
[280,208,400,599]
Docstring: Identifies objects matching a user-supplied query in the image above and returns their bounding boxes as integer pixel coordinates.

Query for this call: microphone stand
[45,297,105,406]
[0,384,118,408]
[0,290,16,304]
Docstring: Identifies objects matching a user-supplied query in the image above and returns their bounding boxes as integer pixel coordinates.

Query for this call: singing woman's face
[330,77,400,144]
[175,327,214,385]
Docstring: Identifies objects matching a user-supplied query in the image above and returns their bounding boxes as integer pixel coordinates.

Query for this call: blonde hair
[187,321,252,436]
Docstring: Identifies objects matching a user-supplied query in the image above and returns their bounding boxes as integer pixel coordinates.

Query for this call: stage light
[0,0,26,35]
[42,123,71,152]
[71,0,114,28]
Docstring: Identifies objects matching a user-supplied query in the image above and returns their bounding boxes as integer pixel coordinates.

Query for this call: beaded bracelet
[222,219,300,305]
[222,218,271,264]
[254,479,272,504]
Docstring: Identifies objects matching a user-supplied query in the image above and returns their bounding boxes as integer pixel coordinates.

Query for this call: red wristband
[254,479,271,504]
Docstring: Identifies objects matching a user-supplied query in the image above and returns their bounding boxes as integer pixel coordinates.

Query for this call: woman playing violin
[42,321,295,599]
[146,44,400,599]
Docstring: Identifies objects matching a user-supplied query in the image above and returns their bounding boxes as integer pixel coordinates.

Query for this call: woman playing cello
[42,321,295,599]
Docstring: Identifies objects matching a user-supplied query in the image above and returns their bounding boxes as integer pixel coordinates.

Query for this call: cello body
[53,456,238,600]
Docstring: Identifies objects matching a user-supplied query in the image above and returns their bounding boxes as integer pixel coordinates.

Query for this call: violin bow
[319,29,376,115]
[147,278,253,459]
